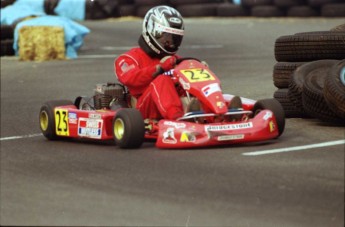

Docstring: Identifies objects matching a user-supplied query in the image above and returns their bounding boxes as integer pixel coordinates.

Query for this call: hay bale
[18,26,66,61]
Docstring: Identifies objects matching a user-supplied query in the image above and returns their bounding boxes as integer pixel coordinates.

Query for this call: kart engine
[93,83,128,109]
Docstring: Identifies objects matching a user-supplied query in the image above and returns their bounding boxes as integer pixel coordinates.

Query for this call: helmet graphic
[142,5,184,56]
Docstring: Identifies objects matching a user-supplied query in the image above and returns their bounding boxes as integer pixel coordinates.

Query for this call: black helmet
[142,5,184,56]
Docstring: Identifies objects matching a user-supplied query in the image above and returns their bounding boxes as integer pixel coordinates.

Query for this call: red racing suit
[114,47,183,120]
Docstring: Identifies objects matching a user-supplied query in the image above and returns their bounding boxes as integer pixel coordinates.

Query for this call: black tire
[39,100,74,140]
[74,96,95,110]
[287,6,320,17]
[113,109,145,149]
[44,0,59,15]
[1,0,15,8]
[118,4,136,17]
[0,39,15,56]
[323,60,345,119]
[275,31,345,62]
[216,3,250,17]
[242,0,273,7]
[274,0,307,8]
[308,0,343,7]
[135,0,169,5]
[176,4,219,17]
[274,89,303,118]
[136,5,154,17]
[85,0,108,20]
[253,98,285,137]
[273,62,305,88]
[300,60,343,123]
[1,25,14,40]
[251,6,286,17]
[287,63,310,116]
[170,0,222,5]
[321,3,345,17]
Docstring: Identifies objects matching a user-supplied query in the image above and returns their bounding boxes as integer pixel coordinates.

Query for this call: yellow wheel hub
[40,111,49,131]
[114,118,125,140]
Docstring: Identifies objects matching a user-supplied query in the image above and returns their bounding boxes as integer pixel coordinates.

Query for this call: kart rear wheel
[39,100,74,140]
[113,109,145,149]
[253,99,285,137]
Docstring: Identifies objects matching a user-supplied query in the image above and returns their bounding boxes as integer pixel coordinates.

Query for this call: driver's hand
[159,55,177,72]
[163,69,174,76]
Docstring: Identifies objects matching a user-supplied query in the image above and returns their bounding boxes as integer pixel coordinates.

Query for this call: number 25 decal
[55,109,69,136]
[180,68,215,83]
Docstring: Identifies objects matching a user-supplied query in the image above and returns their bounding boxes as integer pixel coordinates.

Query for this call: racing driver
[114,5,185,120]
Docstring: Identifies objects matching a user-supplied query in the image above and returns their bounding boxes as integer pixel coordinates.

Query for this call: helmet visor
[151,23,184,53]
[156,32,183,53]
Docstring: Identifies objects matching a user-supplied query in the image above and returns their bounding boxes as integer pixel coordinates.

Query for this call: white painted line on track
[70,45,224,59]
[242,140,345,156]
[0,133,42,141]
[78,54,117,59]
[100,44,223,51]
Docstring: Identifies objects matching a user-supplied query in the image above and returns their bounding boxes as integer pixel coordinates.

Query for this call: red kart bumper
[155,110,279,149]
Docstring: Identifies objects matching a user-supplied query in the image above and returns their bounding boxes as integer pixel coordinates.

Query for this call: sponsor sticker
[120,62,135,73]
[78,118,103,139]
[218,134,244,141]
[269,121,275,132]
[89,113,101,119]
[68,112,77,124]
[202,83,221,97]
[162,127,177,144]
[180,131,196,142]
[169,17,182,24]
[217,101,225,109]
[205,122,253,131]
[263,111,272,120]
[164,121,186,129]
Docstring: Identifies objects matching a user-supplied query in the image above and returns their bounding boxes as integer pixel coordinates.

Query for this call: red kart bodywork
[156,110,278,148]
[53,105,116,140]
[41,59,284,149]
[51,98,279,149]
[153,59,280,148]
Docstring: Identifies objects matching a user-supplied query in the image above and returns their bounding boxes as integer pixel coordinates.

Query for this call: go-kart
[39,58,285,149]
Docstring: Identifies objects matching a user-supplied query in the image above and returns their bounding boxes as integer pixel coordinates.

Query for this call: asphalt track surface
[1,18,345,226]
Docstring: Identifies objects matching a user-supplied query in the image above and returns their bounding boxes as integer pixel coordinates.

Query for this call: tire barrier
[2,0,343,18]
[1,1,343,60]
[0,25,15,56]
[272,29,345,124]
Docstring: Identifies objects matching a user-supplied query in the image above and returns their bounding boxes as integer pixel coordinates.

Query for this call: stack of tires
[2,0,344,18]
[127,0,224,18]
[238,0,345,17]
[121,0,345,18]
[273,25,345,124]
[120,0,345,17]
[1,25,15,56]
[1,0,16,56]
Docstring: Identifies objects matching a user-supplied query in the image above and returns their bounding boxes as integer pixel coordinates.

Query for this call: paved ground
[1,18,344,226]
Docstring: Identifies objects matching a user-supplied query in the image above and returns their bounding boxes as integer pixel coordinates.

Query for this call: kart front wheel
[39,100,74,140]
[253,98,285,137]
[113,109,145,149]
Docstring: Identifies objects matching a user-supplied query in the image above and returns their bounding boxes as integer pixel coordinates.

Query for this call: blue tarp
[0,0,86,25]
[1,0,90,58]
[0,0,46,25]
[14,16,90,58]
